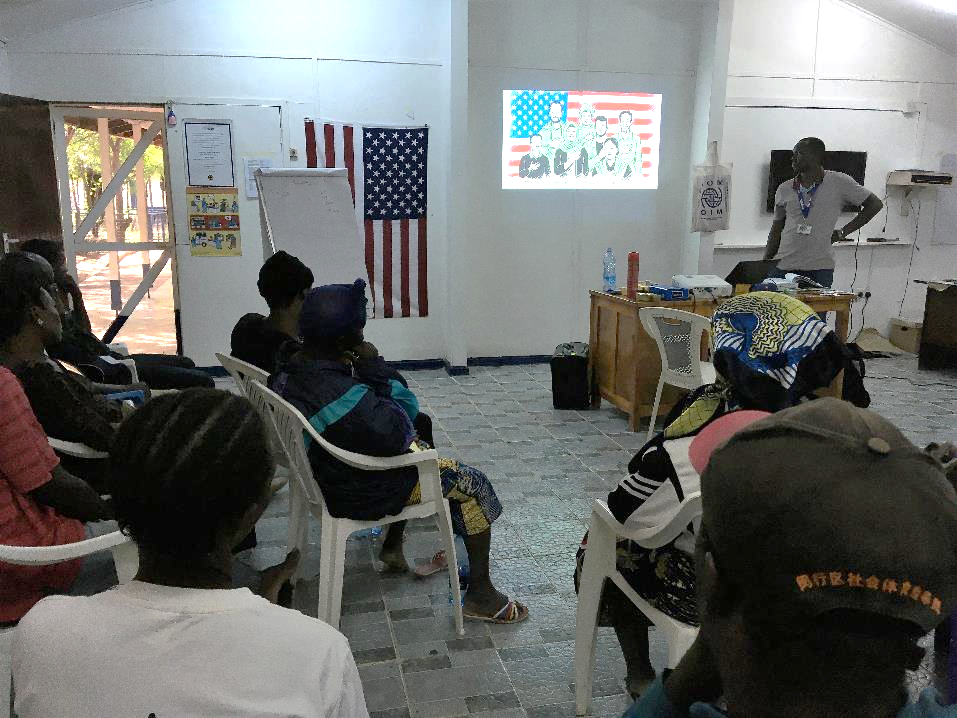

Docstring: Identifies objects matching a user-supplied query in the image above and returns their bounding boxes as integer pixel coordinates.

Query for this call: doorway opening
[51,104,178,354]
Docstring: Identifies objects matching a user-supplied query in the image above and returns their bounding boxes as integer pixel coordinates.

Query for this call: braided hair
[109,388,274,559]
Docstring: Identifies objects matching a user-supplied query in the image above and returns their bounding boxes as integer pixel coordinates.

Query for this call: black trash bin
[551,342,590,409]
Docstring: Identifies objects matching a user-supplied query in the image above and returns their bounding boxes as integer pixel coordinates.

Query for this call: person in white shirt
[12,388,369,718]
[764,137,883,287]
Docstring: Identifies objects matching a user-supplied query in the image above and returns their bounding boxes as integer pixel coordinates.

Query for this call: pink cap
[689,410,772,474]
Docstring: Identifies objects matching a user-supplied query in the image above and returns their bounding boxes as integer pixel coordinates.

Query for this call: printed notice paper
[184,121,235,187]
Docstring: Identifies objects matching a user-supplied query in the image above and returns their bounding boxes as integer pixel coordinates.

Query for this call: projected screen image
[502,90,661,190]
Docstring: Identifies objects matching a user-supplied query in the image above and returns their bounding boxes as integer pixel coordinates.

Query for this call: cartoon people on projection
[518,97,643,183]
[518,134,551,179]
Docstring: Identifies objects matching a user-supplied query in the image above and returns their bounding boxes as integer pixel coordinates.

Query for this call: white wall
[3,0,453,362]
[0,44,10,94]
[720,0,957,335]
[465,0,707,357]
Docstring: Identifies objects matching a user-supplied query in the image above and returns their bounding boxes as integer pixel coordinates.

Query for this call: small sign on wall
[691,163,732,232]
[187,186,241,256]
[184,120,235,187]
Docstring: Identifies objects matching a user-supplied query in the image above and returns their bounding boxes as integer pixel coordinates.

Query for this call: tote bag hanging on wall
[692,163,732,232]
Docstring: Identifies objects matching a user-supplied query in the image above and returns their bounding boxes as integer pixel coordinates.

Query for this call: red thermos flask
[626,252,640,299]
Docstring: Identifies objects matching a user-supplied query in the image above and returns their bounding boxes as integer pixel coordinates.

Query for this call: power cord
[898,197,922,318]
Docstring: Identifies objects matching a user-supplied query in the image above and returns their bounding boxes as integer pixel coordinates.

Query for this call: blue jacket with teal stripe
[270,355,421,520]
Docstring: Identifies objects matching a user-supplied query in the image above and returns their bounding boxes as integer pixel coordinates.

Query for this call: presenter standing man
[764,137,883,287]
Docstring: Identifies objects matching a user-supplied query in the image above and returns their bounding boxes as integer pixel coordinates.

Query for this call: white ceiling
[0,0,155,43]
[845,0,957,55]
[0,0,956,56]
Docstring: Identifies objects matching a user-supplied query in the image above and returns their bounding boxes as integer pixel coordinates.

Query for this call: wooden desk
[587,290,854,431]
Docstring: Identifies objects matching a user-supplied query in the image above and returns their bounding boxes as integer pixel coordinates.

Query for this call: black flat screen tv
[765,150,868,213]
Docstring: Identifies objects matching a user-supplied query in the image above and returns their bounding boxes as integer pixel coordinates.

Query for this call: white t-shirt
[12,581,368,718]
[773,170,873,271]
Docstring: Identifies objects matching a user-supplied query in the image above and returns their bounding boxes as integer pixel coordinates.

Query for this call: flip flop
[463,600,529,624]
[413,550,448,578]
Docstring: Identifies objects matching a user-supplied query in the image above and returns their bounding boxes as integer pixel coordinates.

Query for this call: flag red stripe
[305,120,317,168]
[343,124,355,201]
[382,221,393,318]
[399,219,410,317]
[364,219,376,316]
[323,124,335,168]
[417,215,428,316]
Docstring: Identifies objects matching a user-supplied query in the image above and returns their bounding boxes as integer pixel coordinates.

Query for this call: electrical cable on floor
[898,197,922,318]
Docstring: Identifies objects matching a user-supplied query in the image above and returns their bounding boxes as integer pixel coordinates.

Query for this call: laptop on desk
[725,260,779,287]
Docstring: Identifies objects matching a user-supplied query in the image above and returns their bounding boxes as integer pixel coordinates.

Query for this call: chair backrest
[596,493,703,550]
[216,354,288,467]
[245,379,442,510]
[639,307,712,385]
[244,379,327,508]
[214,352,269,396]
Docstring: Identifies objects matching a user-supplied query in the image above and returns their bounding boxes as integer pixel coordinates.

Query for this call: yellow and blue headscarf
[664,292,843,439]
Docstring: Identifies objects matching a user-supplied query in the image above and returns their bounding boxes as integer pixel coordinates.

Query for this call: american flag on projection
[304,120,429,318]
[502,90,661,189]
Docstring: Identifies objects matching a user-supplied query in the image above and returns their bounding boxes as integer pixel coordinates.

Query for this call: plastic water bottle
[602,248,617,292]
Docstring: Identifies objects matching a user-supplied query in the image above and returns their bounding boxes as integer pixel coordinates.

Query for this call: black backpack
[841,343,871,408]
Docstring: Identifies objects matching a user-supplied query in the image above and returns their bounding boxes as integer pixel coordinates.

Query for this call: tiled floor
[234,354,957,718]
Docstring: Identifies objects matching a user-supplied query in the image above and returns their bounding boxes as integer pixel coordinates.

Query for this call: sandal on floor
[413,550,448,577]
[463,600,529,624]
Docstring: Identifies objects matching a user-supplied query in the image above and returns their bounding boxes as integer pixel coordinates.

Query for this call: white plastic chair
[639,307,717,441]
[245,379,465,634]
[0,530,138,717]
[214,352,268,395]
[0,530,138,585]
[47,437,108,461]
[574,496,701,715]
[215,353,289,478]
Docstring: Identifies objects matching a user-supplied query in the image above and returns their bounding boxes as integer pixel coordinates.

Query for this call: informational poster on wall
[502,90,661,189]
[187,186,241,257]
[184,120,235,187]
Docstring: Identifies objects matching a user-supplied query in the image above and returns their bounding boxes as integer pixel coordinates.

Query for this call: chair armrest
[591,496,702,550]
[99,355,138,383]
[0,531,129,566]
[47,437,109,460]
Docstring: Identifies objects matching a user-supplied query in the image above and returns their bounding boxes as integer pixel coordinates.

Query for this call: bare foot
[258,549,300,604]
[379,546,410,573]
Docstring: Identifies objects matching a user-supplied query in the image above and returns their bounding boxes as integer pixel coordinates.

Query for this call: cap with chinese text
[701,397,957,633]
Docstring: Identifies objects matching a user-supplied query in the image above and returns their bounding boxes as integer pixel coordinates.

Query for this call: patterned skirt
[406,458,502,536]
[574,536,699,627]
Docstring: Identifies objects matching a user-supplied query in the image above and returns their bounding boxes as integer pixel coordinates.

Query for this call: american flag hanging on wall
[305,119,429,318]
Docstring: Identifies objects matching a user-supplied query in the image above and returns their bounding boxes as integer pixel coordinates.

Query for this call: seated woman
[574,291,847,698]
[271,279,527,623]
[0,364,114,625]
[18,239,214,390]
[11,390,358,718]
[231,250,313,373]
[0,253,144,490]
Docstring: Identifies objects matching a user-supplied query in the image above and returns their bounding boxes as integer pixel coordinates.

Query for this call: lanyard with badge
[793,176,820,235]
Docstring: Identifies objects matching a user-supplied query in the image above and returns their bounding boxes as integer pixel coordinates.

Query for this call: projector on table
[672,275,733,298]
